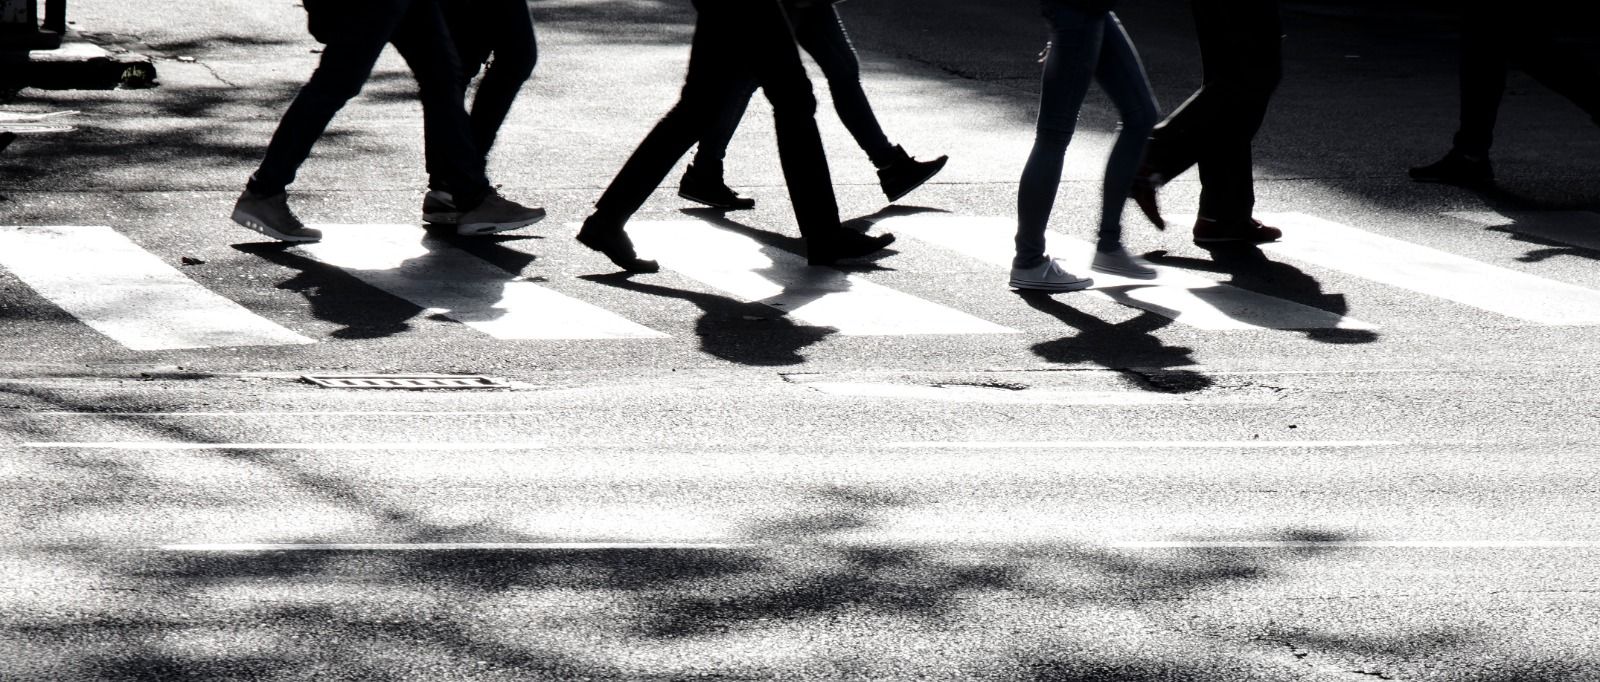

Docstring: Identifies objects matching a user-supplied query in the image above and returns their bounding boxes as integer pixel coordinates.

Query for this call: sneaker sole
[1091,264,1159,280]
[1009,277,1093,292]
[457,210,547,236]
[1193,235,1280,245]
[423,211,462,225]
[677,190,755,210]
[230,207,320,243]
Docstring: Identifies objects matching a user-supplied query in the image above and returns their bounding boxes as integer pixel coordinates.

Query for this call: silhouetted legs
[1014,7,1157,278]
[1140,0,1280,228]
[429,0,538,192]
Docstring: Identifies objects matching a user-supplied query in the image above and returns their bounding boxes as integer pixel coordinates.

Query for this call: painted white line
[807,381,1187,405]
[1114,540,1600,549]
[887,440,1401,449]
[1445,209,1600,253]
[625,220,1017,336]
[300,224,667,340]
[22,442,545,450]
[877,215,1368,331]
[0,226,314,350]
[152,542,747,552]
[1262,212,1600,325]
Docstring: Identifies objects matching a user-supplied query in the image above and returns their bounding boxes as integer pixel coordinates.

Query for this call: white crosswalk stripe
[876,214,1370,331]
[297,224,668,340]
[624,219,1018,336]
[0,225,313,351]
[1261,212,1600,325]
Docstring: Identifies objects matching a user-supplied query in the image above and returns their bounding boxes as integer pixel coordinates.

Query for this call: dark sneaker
[231,189,322,243]
[1409,150,1493,187]
[576,215,659,273]
[807,229,896,266]
[421,189,461,225]
[1130,168,1166,229]
[457,190,546,236]
[678,163,755,210]
[1192,217,1282,245]
[877,146,948,202]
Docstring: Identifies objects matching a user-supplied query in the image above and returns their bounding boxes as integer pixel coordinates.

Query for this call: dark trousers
[593,0,841,241]
[1143,0,1280,223]
[430,0,538,191]
[690,3,897,176]
[249,0,491,209]
[1454,2,1600,157]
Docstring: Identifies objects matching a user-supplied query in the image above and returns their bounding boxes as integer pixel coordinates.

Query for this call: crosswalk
[2,209,1598,351]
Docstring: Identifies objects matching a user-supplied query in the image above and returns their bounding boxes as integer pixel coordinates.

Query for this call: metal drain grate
[302,374,510,390]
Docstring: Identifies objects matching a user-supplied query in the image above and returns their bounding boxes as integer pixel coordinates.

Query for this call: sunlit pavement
[3,0,1600,679]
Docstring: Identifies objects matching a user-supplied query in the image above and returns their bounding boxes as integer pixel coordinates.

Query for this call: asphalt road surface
[3,0,1599,679]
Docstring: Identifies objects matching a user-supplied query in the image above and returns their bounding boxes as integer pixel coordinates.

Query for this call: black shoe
[808,230,896,266]
[1192,217,1282,245]
[576,215,659,273]
[678,163,755,210]
[1409,150,1493,188]
[877,146,948,202]
[1130,166,1166,230]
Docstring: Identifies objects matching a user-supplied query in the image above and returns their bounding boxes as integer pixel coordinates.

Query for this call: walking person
[231,0,544,243]
[676,0,948,210]
[1409,0,1600,187]
[422,0,542,224]
[1128,0,1284,245]
[577,0,895,274]
[1009,0,1162,292]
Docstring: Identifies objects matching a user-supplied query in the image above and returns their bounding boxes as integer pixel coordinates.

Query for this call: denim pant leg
[249,0,413,197]
[689,78,760,177]
[792,5,898,167]
[593,3,750,221]
[746,2,841,240]
[1014,6,1103,269]
[1092,12,1159,249]
[431,0,537,192]
[1453,4,1505,157]
[392,0,492,209]
[1191,0,1280,223]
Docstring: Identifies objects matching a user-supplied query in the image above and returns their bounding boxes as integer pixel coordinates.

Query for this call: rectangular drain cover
[302,374,510,389]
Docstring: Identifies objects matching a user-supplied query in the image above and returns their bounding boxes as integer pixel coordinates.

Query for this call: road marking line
[299,224,667,339]
[27,411,556,417]
[22,442,545,450]
[0,226,314,350]
[887,440,1401,449]
[1114,540,1600,549]
[151,542,747,552]
[1261,212,1600,325]
[625,220,1017,336]
[1446,210,1600,253]
[877,215,1368,331]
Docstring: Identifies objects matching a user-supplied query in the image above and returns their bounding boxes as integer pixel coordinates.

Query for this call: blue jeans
[1014,5,1158,269]
[248,0,491,209]
[430,0,538,191]
[691,3,898,175]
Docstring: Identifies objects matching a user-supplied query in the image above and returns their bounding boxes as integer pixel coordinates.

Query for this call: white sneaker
[1091,246,1158,280]
[456,190,546,236]
[1009,257,1093,292]
[231,189,322,243]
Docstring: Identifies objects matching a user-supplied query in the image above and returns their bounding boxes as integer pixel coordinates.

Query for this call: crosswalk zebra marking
[298,224,667,340]
[0,225,313,350]
[1444,210,1600,254]
[624,220,1017,336]
[1261,212,1600,325]
[876,214,1369,331]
